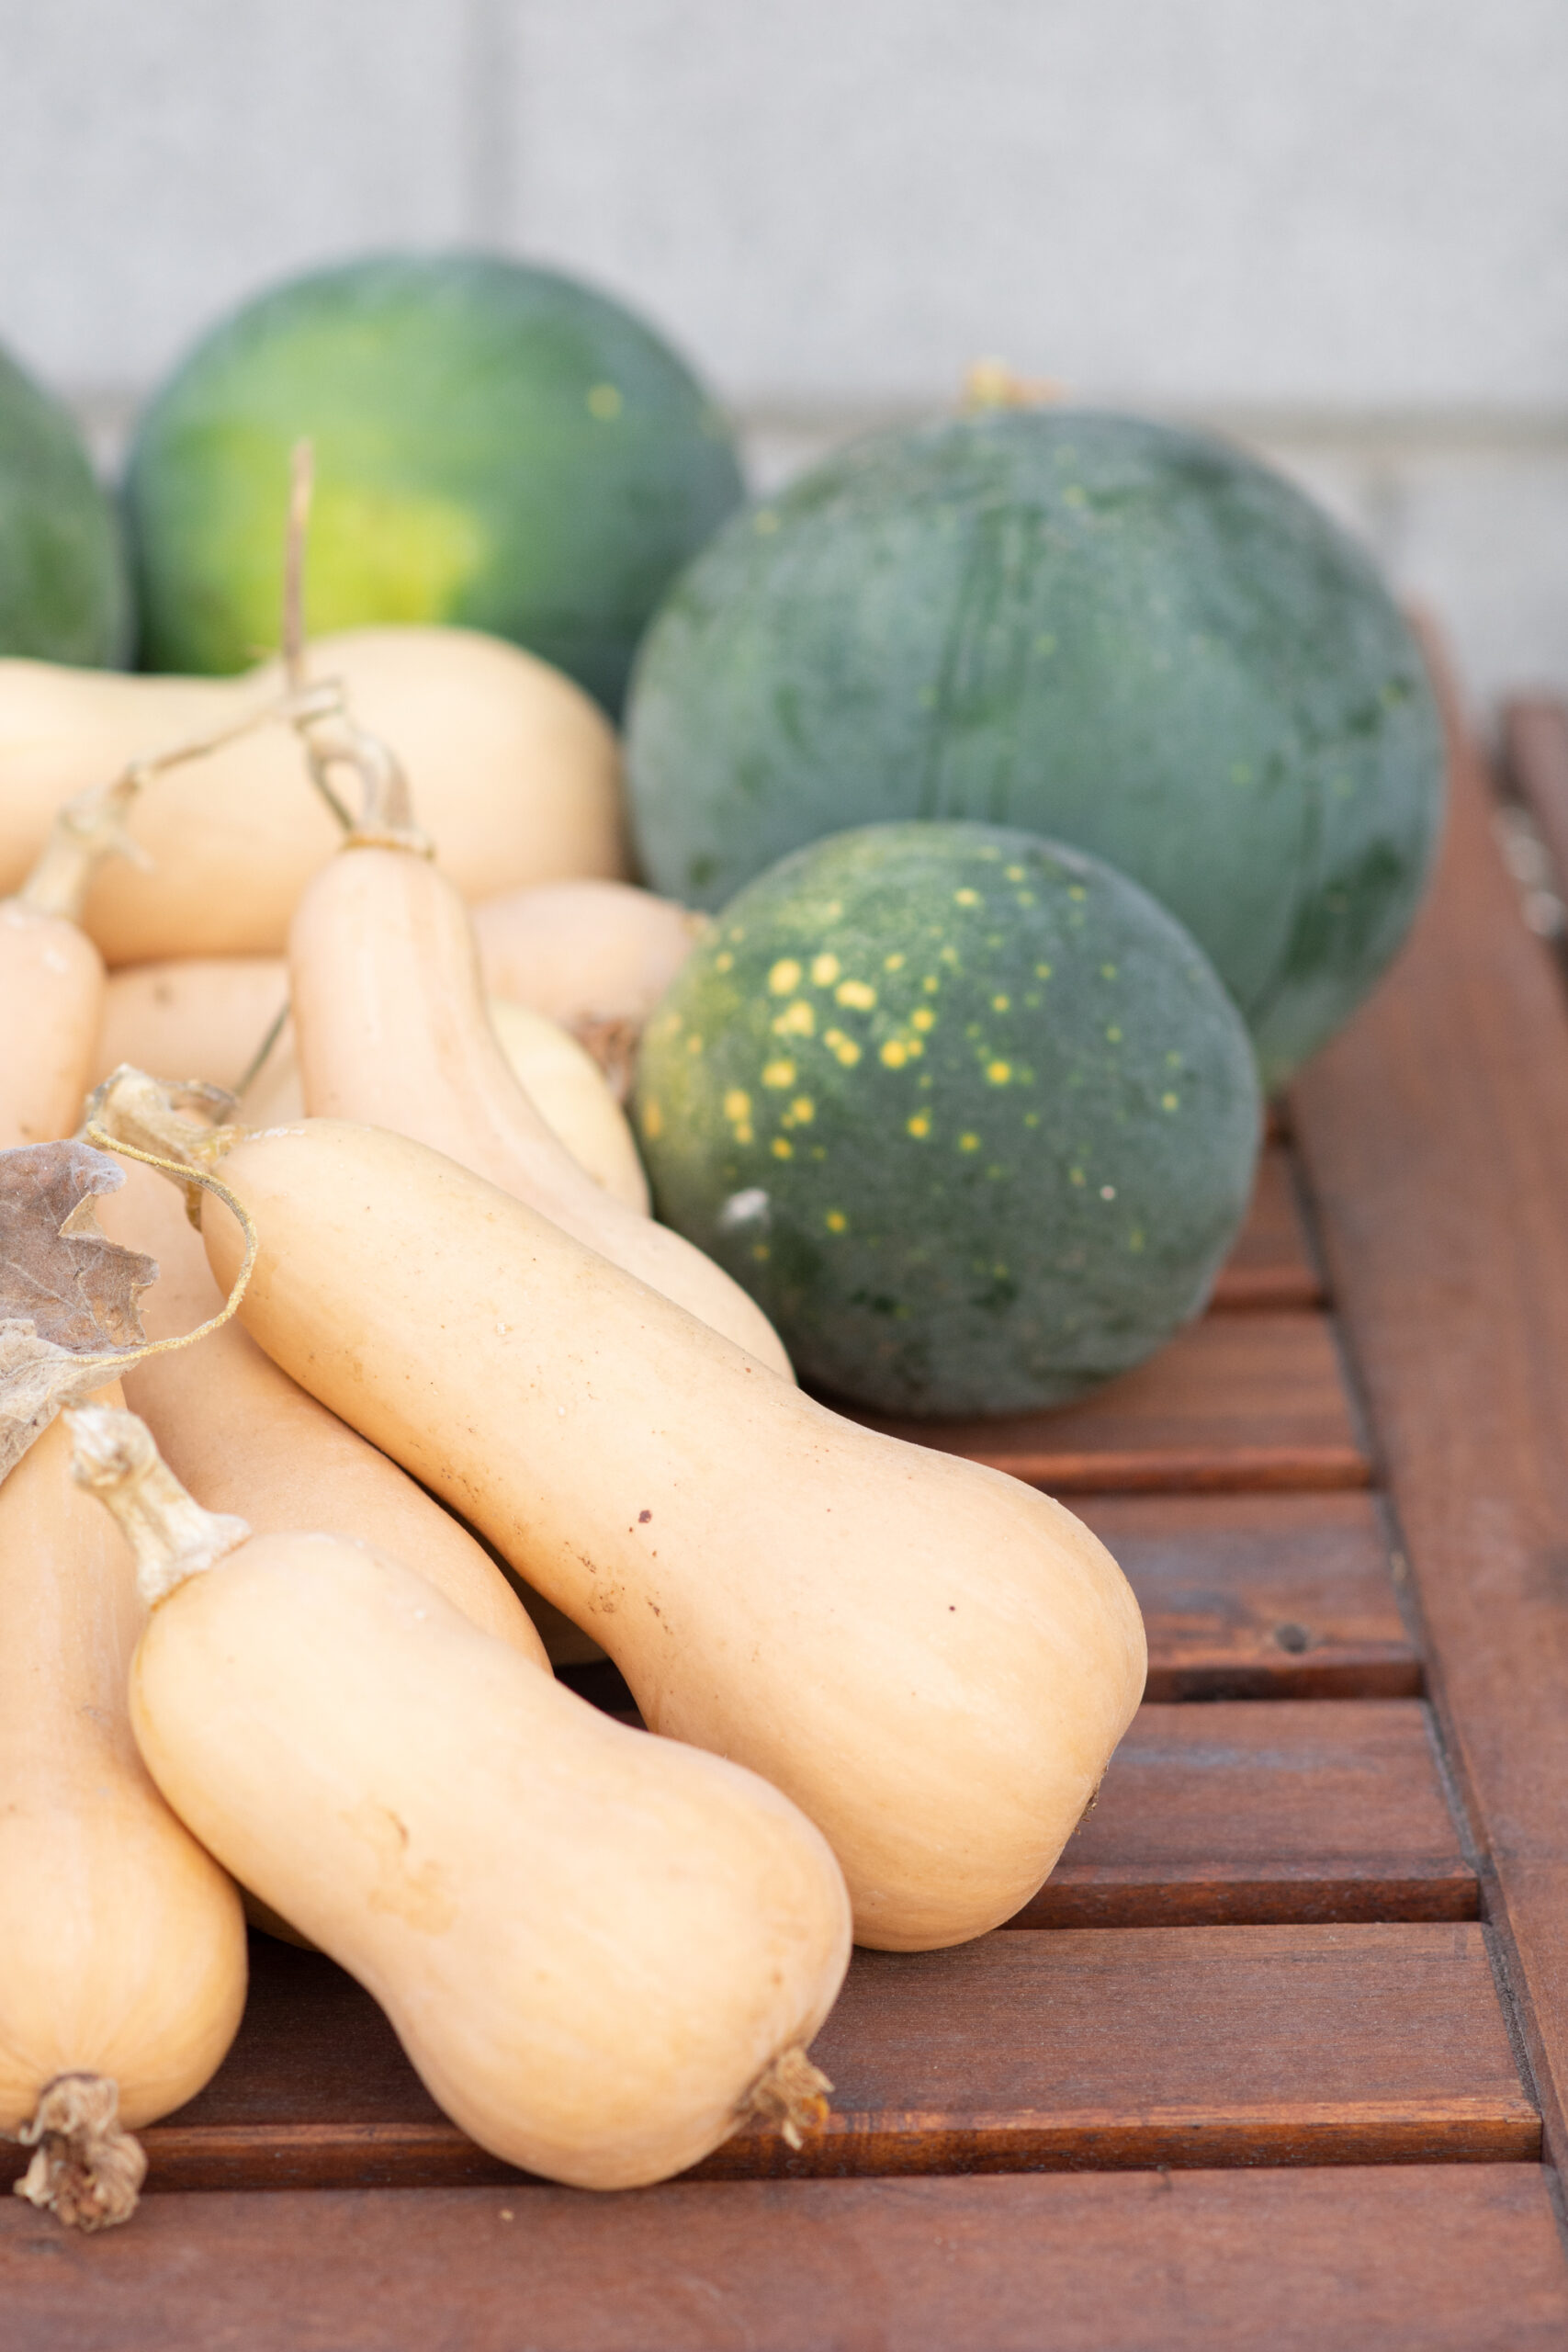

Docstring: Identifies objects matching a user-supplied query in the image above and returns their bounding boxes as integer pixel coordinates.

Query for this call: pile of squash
[0,616,1147,2229]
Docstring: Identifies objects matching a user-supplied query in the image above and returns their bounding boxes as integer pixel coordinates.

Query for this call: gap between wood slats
[20,1923,1528,2199]
[855,1312,1372,1492]
[1010,1701,1472,1928]
[5,2169,1561,2352]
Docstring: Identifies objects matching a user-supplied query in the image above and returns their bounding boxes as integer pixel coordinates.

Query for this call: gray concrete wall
[3,0,1564,711]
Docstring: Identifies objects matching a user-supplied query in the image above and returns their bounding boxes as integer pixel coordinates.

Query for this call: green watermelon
[626,410,1445,1086]
[124,253,745,712]
[0,342,129,664]
[635,822,1260,1419]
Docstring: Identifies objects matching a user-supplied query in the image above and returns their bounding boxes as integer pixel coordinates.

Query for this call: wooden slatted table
[7,687,1568,2346]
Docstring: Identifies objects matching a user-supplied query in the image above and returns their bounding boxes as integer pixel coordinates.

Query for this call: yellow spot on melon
[1004,865,1026,881]
[939,946,960,967]
[714,951,733,972]
[986,1061,1012,1085]
[685,1034,703,1054]
[953,888,980,908]
[642,1101,664,1138]
[1106,1025,1122,1044]
[586,382,624,420]
[825,1209,848,1233]
[762,1059,795,1089]
[1069,1167,1085,1185]
[723,1090,751,1123]
[881,1039,908,1069]
[754,509,781,536]
[825,1029,862,1067]
[911,1007,935,1032]
[1068,886,1087,902]
[736,1125,754,1145]
[908,1113,931,1137]
[301,483,486,630]
[958,1133,980,1153]
[1162,1091,1180,1111]
[923,975,941,992]
[836,979,876,1011]
[772,1137,794,1159]
[884,952,906,972]
[773,1000,816,1037]
[768,958,802,995]
[991,994,1010,1012]
[1034,963,1053,980]
[1101,963,1118,979]
[811,953,840,987]
[752,1243,770,1261]
[788,1097,815,1124]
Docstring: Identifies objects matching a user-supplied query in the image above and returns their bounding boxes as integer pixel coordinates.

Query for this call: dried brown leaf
[0,1142,158,1480]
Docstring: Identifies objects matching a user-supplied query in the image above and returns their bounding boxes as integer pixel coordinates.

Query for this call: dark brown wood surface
[1015,1701,1473,1926]
[6,2169,1565,2352]
[1081,1490,1419,1698]
[1209,1145,1324,1310]
[1293,683,1568,2173]
[860,1311,1372,1491]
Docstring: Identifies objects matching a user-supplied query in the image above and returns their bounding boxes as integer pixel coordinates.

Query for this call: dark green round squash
[634,821,1260,1419]
[626,410,1444,1085]
[0,342,129,664]
[125,253,745,713]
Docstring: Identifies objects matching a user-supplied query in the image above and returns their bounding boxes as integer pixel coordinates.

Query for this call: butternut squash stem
[66,1405,249,1607]
[232,999,292,1102]
[12,2071,148,2233]
[738,2048,833,2151]
[73,1108,258,1370]
[276,445,432,855]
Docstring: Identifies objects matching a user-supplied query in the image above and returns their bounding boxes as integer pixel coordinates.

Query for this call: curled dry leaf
[0,1141,156,1483]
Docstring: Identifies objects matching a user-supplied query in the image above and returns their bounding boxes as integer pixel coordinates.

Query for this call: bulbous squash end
[12,2072,146,2232]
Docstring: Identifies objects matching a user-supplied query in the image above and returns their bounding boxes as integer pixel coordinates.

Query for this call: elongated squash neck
[67,1405,249,1606]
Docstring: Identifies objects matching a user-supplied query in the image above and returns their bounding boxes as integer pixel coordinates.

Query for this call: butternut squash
[166,1110,1146,1951]
[87,1136,547,1667]
[70,1405,851,2191]
[93,962,649,1210]
[286,746,788,1371]
[0,627,626,965]
[472,878,705,1093]
[0,779,130,1148]
[0,1143,247,2228]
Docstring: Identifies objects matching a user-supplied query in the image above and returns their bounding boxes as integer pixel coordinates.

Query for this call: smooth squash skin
[94,959,649,1210]
[0,1401,247,2219]
[0,902,102,1148]
[0,627,627,965]
[288,843,789,1372]
[202,1120,1147,1951]
[72,1417,851,2192]
[92,1158,547,1667]
[472,878,705,1038]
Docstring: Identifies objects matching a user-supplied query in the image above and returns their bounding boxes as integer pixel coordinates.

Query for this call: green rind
[626,410,1445,1085]
[0,344,129,665]
[125,252,746,712]
[635,822,1261,1419]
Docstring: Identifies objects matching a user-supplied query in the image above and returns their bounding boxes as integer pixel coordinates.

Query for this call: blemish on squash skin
[345,1802,457,1933]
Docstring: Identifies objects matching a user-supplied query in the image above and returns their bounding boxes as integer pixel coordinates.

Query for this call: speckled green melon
[626,410,1445,1086]
[125,253,745,712]
[0,341,129,663]
[634,823,1260,1419]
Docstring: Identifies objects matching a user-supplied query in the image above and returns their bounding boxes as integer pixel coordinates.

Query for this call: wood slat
[1011,1701,1474,1928]
[1293,673,1568,2170]
[6,2169,1564,2352]
[11,1923,1525,2198]
[1503,697,1568,898]
[1209,1145,1325,1311]
[859,1311,1372,1492]
[1080,1490,1419,1699]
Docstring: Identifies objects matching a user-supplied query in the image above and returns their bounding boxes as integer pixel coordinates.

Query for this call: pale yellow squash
[91,1153,547,1666]
[188,1115,1146,1951]
[472,878,705,1088]
[288,837,788,1371]
[71,1407,851,2191]
[0,627,626,965]
[0,1398,246,2228]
